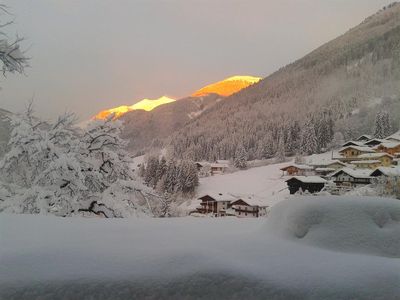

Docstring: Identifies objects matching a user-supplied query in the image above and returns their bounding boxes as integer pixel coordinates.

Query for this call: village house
[374,141,400,156]
[350,160,382,169]
[331,168,372,187]
[210,162,229,175]
[197,193,236,217]
[338,146,375,162]
[370,166,400,178]
[280,164,314,176]
[356,153,393,166]
[310,160,347,170]
[230,197,268,218]
[285,176,327,194]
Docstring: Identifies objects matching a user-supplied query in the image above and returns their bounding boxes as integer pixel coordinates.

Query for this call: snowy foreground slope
[1,196,399,300]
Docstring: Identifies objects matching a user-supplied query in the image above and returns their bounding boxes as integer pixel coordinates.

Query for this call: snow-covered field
[1,196,399,299]
[181,161,290,212]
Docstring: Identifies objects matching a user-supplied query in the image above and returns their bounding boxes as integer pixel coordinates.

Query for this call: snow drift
[266,196,400,257]
[1,196,399,299]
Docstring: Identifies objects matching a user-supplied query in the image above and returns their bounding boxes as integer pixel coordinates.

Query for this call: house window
[245,212,247,216]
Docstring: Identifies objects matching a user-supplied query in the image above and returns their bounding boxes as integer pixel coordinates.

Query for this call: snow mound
[266,196,400,257]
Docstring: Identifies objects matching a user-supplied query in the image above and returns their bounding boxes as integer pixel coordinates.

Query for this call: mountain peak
[94,96,175,120]
[191,75,261,97]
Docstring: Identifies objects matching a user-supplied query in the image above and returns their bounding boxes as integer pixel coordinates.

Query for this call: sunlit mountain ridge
[93,75,261,120]
[191,75,261,97]
[94,96,175,120]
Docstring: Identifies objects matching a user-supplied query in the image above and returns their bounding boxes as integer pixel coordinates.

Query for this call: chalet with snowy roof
[370,167,400,178]
[356,134,372,142]
[338,146,375,161]
[331,168,372,187]
[280,164,314,176]
[197,193,236,217]
[210,162,229,175]
[285,176,327,194]
[230,197,268,218]
[309,160,347,170]
[354,153,394,167]
[351,160,382,169]
[374,141,400,156]
[364,138,384,147]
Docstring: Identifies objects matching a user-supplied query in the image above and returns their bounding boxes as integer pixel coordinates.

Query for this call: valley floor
[1,196,399,300]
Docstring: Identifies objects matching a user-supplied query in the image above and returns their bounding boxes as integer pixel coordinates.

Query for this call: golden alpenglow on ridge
[94,96,175,120]
[191,75,262,97]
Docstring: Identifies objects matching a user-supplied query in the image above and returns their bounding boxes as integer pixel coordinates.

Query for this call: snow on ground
[194,162,290,207]
[1,196,399,299]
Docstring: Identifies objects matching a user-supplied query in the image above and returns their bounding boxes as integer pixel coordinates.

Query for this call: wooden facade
[285,177,326,194]
[230,199,268,218]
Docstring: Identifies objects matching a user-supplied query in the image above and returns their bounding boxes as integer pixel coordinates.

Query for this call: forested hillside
[120,94,222,155]
[169,3,400,161]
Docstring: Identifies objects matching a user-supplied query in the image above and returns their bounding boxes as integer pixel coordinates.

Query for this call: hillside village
[192,131,400,218]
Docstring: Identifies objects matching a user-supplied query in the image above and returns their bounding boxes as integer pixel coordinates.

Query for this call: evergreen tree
[234,145,248,169]
[275,131,286,162]
[373,110,392,139]
[300,119,318,155]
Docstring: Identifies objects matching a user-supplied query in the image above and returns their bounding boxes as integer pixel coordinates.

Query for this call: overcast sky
[0,0,394,120]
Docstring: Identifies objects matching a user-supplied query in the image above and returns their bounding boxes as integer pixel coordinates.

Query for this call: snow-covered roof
[387,130,400,142]
[232,196,269,207]
[315,167,336,172]
[351,160,381,164]
[356,134,372,141]
[210,163,229,168]
[331,167,372,179]
[215,160,230,164]
[286,176,327,184]
[342,140,365,147]
[370,167,400,177]
[280,164,314,171]
[364,138,384,145]
[374,141,400,149]
[357,153,393,159]
[339,146,375,153]
[198,192,236,202]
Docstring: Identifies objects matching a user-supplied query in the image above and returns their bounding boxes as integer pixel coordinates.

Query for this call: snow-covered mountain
[118,75,261,154]
[191,75,261,97]
[94,96,176,120]
[169,3,400,161]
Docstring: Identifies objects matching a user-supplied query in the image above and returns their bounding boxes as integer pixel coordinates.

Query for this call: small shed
[285,176,327,194]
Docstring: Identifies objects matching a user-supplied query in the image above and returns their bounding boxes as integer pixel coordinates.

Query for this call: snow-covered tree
[234,145,248,169]
[300,119,318,155]
[374,110,391,139]
[0,108,148,217]
[275,131,286,162]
